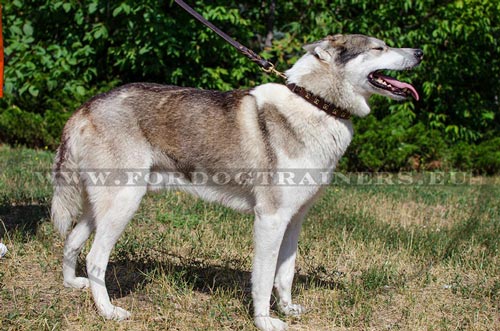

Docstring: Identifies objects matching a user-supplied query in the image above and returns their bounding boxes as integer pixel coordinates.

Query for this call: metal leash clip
[261,63,287,80]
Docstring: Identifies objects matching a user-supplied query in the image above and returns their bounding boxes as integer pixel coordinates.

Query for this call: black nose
[414,49,424,61]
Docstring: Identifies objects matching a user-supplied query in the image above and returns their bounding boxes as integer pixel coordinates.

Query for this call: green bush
[0,106,49,146]
[446,141,474,172]
[1,0,499,172]
[473,137,500,175]
[341,107,447,172]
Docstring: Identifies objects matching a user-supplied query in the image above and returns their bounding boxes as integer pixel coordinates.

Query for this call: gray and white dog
[51,34,422,331]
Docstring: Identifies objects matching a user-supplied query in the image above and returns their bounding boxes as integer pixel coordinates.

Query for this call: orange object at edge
[0,4,3,98]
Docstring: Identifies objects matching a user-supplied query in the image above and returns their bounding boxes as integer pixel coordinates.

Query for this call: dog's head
[289,34,423,116]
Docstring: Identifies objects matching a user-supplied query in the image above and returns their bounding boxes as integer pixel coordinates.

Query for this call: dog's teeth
[379,79,391,87]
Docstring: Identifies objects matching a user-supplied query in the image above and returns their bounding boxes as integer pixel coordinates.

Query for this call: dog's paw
[111,306,131,321]
[100,305,131,321]
[63,277,90,289]
[279,303,306,316]
[254,316,288,331]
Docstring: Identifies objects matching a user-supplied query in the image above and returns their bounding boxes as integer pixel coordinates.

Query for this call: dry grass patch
[1,146,499,330]
[330,188,481,231]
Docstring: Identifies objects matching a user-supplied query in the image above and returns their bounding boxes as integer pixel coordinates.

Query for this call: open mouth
[368,70,419,101]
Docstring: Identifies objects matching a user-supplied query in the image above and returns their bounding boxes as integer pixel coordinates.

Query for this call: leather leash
[173,0,350,120]
[174,0,286,79]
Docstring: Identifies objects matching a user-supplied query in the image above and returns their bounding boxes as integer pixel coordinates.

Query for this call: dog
[51,34,422,331]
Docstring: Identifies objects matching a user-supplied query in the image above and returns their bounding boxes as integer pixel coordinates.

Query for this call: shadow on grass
[0,203,49,240]
[90,255,343,312]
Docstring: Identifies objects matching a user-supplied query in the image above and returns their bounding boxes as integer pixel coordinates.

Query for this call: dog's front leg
[252,206,291,331]
[273,205,310,316]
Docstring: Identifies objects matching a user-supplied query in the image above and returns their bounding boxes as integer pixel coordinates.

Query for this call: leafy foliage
[1,0,499,172]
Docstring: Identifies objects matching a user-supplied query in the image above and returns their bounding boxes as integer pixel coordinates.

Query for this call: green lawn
[0,145,499,330]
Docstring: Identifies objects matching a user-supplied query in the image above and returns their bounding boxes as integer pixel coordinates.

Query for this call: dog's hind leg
[273,205,311,316]
[85,186,146,321]
[63,197,95,289]
[252,205,292,331]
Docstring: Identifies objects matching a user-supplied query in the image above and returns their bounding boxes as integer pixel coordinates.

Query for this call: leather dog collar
[287,83,351,120]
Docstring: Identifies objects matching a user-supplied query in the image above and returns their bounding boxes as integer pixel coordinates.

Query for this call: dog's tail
[51,122,84,238]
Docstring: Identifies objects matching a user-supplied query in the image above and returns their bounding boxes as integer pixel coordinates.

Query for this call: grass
[0,144,499,330]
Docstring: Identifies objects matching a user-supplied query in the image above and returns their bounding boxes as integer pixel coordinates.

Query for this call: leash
[173,1,350,120]
[174,0,286,79]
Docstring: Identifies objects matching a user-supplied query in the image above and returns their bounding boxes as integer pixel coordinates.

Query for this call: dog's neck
[285,54,371,117]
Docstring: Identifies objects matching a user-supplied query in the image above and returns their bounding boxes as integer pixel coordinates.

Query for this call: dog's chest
[277,116,353,171]
[251,83,354,171]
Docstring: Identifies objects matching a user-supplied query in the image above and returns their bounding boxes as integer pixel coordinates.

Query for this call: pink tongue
[380,74,419,101]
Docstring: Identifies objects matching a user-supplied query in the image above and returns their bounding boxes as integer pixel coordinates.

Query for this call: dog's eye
[372,47,384,51]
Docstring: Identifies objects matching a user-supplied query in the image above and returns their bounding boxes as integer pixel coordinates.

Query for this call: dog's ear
[325,34,346,45]
[303,40,321,54]
[313,46,332,62]
[303,34,346,62]
[303,39,333,62]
